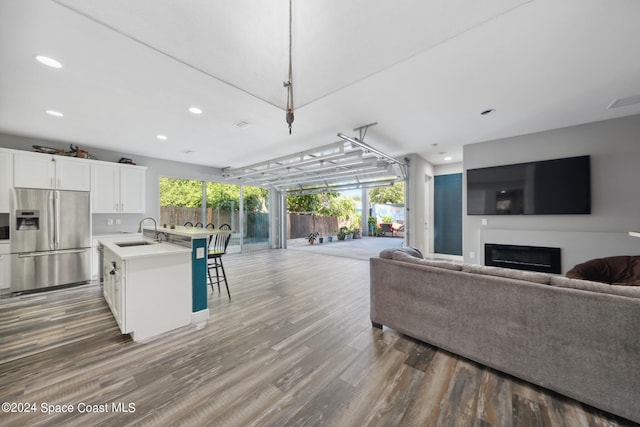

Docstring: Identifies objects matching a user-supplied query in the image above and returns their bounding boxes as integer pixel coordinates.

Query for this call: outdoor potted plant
[307,231,319,244]
[337,226,350,240]
[352,228,361,239]
[318,232,324,244]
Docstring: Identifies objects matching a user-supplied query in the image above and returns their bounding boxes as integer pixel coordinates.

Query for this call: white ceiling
[1,0,639,170]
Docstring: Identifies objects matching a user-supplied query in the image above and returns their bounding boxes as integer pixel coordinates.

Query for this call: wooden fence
[287,214,340,239]
[160,207,343,240]
[160,206,236,228]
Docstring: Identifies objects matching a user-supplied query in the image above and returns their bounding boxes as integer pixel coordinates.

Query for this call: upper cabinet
[0,150,13,212]
[91,163,146,213]
[13,152,90,191]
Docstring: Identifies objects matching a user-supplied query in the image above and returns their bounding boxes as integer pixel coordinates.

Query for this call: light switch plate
[196,247,205,259]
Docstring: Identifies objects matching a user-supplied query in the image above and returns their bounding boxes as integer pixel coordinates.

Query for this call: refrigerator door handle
[54,190,60,249]
[19,249,89,258]
[48,190,56,250]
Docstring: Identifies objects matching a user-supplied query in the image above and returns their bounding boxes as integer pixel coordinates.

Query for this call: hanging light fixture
[284,0,294,134]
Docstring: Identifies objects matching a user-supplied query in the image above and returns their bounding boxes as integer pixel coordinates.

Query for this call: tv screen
[467,155,591,215]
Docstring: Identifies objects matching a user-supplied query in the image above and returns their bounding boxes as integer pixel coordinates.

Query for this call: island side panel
[192,237,208,313]
[124,252,191,341]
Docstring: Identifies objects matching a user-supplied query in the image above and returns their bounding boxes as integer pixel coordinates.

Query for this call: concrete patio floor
[287,236,403,261]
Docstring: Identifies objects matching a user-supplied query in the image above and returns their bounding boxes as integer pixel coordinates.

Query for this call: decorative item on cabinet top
[33,144,97,159]
[118,157,136,165]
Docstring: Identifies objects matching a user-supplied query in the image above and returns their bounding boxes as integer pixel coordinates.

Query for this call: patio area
[287,236,403,261]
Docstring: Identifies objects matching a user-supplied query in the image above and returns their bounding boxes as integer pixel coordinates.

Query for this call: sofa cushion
[550,275,640,299]
[379,246,424,259]
[566,255,640,284]
[391,251,463,271]
[462,264,550,285]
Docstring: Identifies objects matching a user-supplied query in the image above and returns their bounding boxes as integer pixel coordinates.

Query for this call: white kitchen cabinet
[0,243,11,290]
[91,163,146,213]
[55,157,91,191]
[120,166,146,213]
[13,152,90,191]
[0,255,11,290]
[0,151,13,212]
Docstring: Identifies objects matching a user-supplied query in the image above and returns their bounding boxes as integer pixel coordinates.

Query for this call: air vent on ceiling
[607,94,640,109]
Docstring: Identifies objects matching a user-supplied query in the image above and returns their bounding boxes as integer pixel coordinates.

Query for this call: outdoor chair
[380,223,394,236]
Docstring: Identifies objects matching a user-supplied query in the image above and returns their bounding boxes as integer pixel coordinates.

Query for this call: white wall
[434,162,463,176]
[405,153,434,255]
[463,114,640,273]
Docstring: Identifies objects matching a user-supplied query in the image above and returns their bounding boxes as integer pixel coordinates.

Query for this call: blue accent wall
[434,173,462,255]
[191,238,208,312]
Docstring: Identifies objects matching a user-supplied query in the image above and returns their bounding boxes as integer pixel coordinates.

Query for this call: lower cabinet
[0,252,10,290]
[103,248,124,330]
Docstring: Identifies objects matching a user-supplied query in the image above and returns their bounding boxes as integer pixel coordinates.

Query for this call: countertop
[93,232,140,239]
[98,234,191,260]
[144,225,228,239]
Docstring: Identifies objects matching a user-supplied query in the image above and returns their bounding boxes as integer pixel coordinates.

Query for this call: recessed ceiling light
[35,55,62,69]
[156,134,168,140]
[188,106,203,115]
[481,108,495,116]
[444,156,452,161]
[45,110,64,117]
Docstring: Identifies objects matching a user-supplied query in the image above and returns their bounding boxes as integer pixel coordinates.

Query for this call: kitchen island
[143,225,225,322]
[99,234,192,342]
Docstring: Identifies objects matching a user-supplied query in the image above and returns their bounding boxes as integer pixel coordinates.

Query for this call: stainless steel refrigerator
[10,188,91,292]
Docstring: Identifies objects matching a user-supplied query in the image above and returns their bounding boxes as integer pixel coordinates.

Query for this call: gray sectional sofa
[370,249,640,424]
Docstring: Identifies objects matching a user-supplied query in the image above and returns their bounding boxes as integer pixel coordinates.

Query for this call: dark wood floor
[0,249,637,426]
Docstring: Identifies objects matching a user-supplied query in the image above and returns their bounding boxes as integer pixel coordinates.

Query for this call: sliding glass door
[242,185,270,252]
[160,178,270,253]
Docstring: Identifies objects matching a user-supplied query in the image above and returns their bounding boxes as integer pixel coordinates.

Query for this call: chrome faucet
[138,217,159,242]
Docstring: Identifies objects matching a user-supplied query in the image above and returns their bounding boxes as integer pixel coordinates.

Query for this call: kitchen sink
[115,241,155,247]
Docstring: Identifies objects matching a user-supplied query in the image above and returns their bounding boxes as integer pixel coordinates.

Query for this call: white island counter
[99,234,191,259]
[98,235,192,342]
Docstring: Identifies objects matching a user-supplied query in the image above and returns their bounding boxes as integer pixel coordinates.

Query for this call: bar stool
[207,224,232,298]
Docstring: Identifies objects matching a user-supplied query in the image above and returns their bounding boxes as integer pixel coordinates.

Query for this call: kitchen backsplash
[92,214,145,235]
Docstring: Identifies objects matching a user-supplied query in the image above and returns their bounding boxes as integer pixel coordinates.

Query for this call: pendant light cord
[285,0,294,134]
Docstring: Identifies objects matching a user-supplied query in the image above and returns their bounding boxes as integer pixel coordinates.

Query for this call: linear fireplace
[485,243,561,274]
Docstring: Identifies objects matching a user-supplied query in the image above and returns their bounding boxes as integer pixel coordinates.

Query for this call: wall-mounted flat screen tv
[467,155,591,215]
